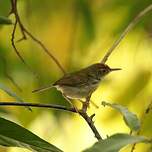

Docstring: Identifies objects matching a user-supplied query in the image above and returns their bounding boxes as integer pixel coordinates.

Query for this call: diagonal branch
[10,0,65,75]
[80,94,102,140]
[101,4,152,64]
[22,28,66,74]
[80,112,102,140]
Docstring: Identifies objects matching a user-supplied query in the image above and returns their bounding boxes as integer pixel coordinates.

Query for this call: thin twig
[11,18,37,77]
[22,28,66,74]
[11,0,27,64]
[80,94,102,140]
[130,100,152,152]
[13,0,26,40]
[11,19,26,65]
[101,4,152,63]
[0,100,102,140]
[80,112,102,140]
[10,0,65,75]
[0,101,76,113]
[10,0,39,78]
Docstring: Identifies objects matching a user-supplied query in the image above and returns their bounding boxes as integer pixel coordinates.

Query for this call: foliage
[101,101,140,131]
[84,134,151,152]
[0,0,152,152]
[0,117,62,152]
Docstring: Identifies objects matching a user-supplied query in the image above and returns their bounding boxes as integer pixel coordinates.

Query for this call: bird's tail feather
[32,85,53,93]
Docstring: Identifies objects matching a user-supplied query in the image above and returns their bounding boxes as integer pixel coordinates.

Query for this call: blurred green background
[0,0,152,151]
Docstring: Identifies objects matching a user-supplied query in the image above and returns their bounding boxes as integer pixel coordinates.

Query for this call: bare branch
[22,28,66,74]
[11,19,26,65]
[10,0,65,75]
[79,94,102,140]
[13,0,26,40]
[11,18,38,77]
[101,4,152,63]
[0,101,76,113]
[11,0,26,57]
[80,112,102,140]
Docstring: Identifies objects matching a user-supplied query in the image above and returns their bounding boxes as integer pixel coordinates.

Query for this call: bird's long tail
[32,84,53,93]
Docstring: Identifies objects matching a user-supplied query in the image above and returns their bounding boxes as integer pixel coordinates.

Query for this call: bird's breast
[55,82,99,99]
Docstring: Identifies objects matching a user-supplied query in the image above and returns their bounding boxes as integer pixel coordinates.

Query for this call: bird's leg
[82,94,92,113]
[78,99,98,109]
[62,94,79,113]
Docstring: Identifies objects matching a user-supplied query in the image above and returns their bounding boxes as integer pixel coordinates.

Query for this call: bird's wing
[53,72,89,87]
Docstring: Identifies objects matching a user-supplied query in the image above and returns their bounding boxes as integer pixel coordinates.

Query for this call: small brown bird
[32,63,121,101]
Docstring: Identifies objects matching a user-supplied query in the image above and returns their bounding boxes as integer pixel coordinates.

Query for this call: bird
[32,63,121,102]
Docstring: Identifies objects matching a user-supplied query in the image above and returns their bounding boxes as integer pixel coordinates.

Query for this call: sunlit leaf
[0,16,12,25]
[102,101,140,131]
[83,133,150,152]
[0,84,31,111]
[0,117,63,152]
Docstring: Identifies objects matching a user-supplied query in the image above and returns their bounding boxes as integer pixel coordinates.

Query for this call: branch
[11,18,26,66]
[0,101,102,140]
[80,94,102,140]
[22,28,66,74]
[0,101,76,113]
[11,1,37,77]
[101,4,152,63]
[80,112,102,140]
[10,0,66,75]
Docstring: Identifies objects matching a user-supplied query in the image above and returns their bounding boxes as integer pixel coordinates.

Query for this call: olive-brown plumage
[32,63,121,99]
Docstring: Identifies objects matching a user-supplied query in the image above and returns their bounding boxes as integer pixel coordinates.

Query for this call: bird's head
[91,63,121,78]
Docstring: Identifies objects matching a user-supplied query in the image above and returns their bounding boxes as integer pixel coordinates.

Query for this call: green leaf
[102,101,140,131]
[84,133,151,152]
[0,16,12,25]
[0,117,62,152]
[0,84,31,111]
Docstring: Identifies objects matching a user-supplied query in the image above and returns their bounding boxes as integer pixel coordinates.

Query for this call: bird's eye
[102,69,106,73]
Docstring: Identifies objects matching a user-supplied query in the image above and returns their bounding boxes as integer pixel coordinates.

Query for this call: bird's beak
[110,68,122,72]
